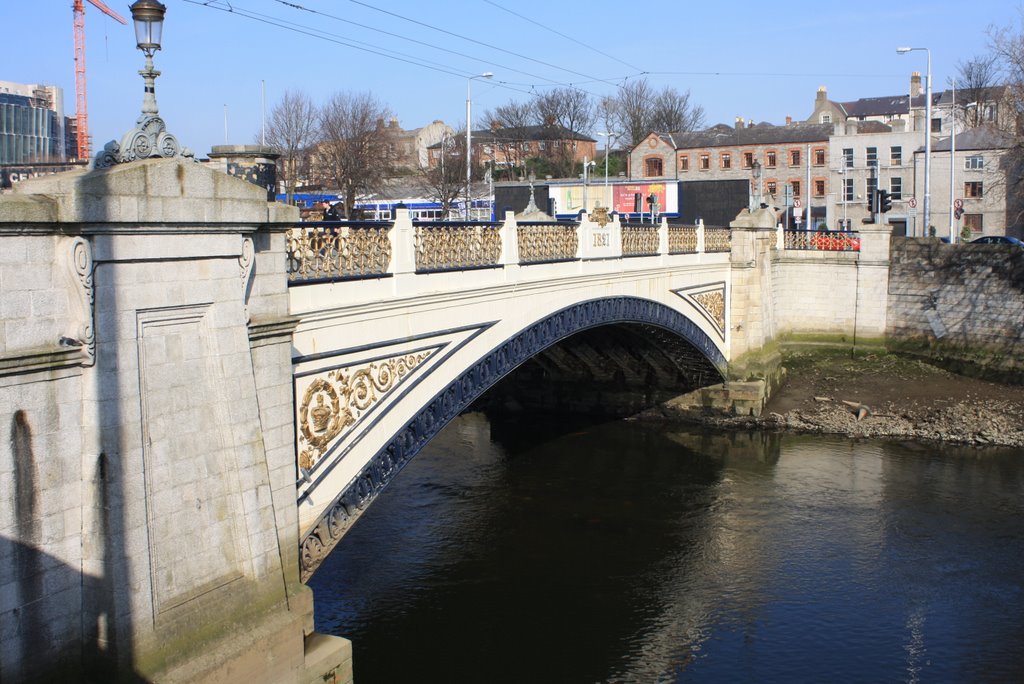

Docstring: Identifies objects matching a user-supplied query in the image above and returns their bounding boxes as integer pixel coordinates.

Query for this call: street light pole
[949,79,956,242]
[897,46,932,236]
[466,72,493,220]
[598,131,613,209]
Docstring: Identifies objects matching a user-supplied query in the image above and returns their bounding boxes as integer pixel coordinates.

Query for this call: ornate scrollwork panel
[668,226,698,254]
[287,223,392,283]
[704,227,732,253]
[673,283,727,340]
[621,224,659,256]
[61,237,96,366]
[414,223,502,272]
[296,351,433,472]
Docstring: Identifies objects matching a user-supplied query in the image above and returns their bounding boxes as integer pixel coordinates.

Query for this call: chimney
[376,117,385,130]
[785,115,793,126]
[747,119,754,128]
[389,117,399,129]
[735,116,744,130]
[910,72,922,98]
[816,86,828,106]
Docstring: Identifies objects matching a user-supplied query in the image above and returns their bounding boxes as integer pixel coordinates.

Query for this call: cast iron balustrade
[286,222,392,283]
[518,221,580,264]
[704,226,732,253]
[414,221,502,273]
[668,225,698,254]
[621,223,660,257]
[785,229,861,252]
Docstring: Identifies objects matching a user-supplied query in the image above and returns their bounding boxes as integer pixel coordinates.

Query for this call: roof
[931,125,1015,152]
[840,92,940,118]
[470,124,596,144]
[666,122,833,150]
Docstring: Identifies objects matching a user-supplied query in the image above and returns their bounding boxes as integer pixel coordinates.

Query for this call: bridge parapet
[285,210,730,286]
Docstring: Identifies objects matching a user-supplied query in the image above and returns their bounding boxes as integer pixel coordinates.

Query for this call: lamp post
[897,46,931,236]
[598,131,614,209]
[751,160,762,210]
[466,72,493,220]
[95,0,191,167]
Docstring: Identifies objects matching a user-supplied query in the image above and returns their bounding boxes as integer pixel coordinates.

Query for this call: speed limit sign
[908,197,917,208]
[954,198,964,209]
[793,198,802,208]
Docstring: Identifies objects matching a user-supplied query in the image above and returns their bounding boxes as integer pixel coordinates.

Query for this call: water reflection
[310,414,1024,683]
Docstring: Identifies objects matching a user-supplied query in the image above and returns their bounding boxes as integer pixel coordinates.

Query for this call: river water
[309,413,1024,683]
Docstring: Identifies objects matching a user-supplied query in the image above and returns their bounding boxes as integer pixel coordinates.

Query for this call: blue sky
[4,0,1016,159]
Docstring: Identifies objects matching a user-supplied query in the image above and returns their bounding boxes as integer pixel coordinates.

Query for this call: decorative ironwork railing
[518,222,579,264]
[784,229,861,252]
[621,223,660,257]
[414,222,502,272]
[286,222,392,283]
[704,226,732,253]
[668,225,698,254]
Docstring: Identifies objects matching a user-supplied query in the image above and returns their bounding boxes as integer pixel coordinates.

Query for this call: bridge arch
[299,296,726,580]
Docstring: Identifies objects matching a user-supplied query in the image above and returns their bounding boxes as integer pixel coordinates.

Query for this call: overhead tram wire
[481,0,644,73]
[336,0,632,90]
[267,0,569,91]
[183,0,533,94]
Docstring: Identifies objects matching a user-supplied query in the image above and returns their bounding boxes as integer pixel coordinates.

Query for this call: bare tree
[417,131,464,219]
[650,87,705,135]
[989,12,1024,231]
[263,90,318,204]
[479,100,535,180]
[613,78,706,146]
[532,87,596,176]
[957,54,1002,128]
[616,78,656,147]
[317,91,397,218]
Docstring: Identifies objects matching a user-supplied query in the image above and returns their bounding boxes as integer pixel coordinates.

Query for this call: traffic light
[867,188,878,213]
[878,189,892,213]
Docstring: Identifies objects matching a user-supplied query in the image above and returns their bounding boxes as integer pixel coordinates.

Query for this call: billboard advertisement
[545,181,679,217]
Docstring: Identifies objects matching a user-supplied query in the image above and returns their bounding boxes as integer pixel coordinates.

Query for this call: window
[866,147,877,167]
[964,181,983,198]
[842,148,853,168]
[814,179,825,197]
[821,113,832,124]
[890,177,902,200]
[791,180,801,196]
[721,153,731,169]
[843,177,854,202]
[965,155,984,170]
[742,151,753,168]
[766,180,777,195]
[679,155,689,172]
[790,149,801,166]
[866,177,877,196]
[644,157,663,177]
[931,118,941,133]
[766,150,777,167]
[963,214,983,231]
[890,146,902,166]
[813,148,825,166]
[699,153,710,170]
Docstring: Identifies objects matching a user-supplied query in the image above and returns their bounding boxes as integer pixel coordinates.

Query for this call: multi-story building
[431,124,597,175]
[377,117,454,171]
[0,80,68,165]
[629,119,833,227]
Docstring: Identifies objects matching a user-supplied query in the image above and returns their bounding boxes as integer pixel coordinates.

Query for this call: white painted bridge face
[288,210,733,580]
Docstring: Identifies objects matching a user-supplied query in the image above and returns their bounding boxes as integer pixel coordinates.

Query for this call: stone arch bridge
[0,159,889,682]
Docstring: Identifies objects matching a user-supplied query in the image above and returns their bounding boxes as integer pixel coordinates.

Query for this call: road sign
[908,197,917,208]
[954,198,963,209]
[793,198,802,208]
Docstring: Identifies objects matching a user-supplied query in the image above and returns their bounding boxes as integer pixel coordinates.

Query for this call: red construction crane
[73,0,127,161]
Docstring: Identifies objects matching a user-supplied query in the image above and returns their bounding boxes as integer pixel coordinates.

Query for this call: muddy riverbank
[641,348,1024,448]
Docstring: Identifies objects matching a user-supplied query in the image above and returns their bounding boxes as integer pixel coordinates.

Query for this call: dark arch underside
[299,296,726,581]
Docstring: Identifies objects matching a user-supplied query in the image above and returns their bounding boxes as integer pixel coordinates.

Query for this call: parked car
[971,235,1024,248]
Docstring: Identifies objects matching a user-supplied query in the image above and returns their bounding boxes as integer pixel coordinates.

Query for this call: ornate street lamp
[95,0,192,167]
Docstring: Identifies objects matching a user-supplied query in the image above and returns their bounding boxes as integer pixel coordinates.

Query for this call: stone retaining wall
[887,237,1024,380]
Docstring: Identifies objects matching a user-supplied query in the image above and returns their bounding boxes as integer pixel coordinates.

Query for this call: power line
[481,0,644,74]
[269,0,570,89]
[338,0,626,88]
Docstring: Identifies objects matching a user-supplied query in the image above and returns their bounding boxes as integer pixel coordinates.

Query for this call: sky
[3,0,1019,159]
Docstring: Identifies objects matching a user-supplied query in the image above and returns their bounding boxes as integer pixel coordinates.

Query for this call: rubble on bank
[639,351,1024,449]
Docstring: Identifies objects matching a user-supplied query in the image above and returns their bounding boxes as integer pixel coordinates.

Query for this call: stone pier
[0,159,349,682]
